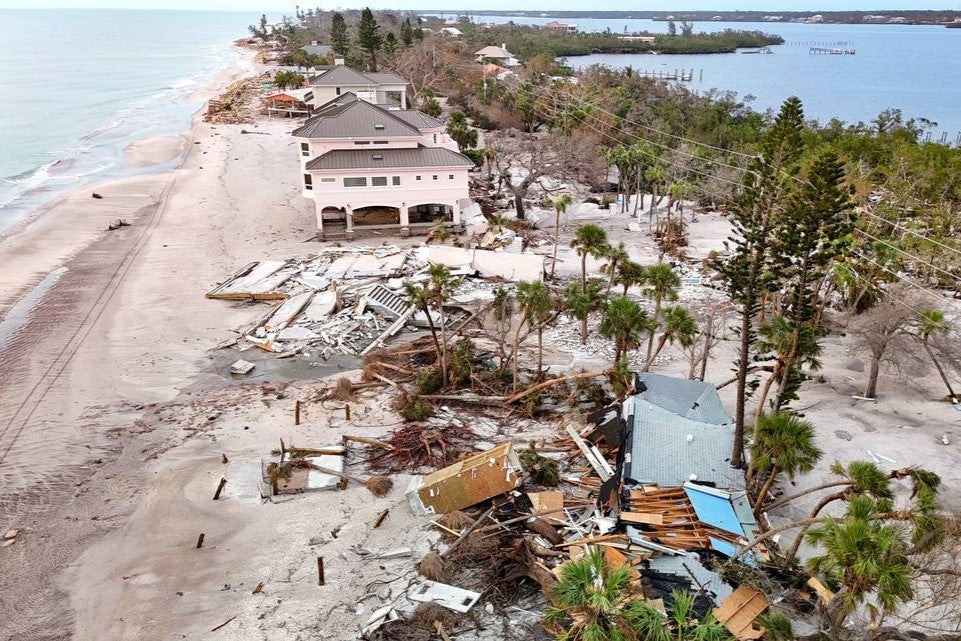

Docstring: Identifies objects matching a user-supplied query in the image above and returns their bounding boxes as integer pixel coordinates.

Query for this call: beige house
[307,62,409,109]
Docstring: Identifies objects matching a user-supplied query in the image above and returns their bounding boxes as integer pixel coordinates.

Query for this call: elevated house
[293,93,473,238]
[474,44,519,67]
[306,62,409,109]
[264,88,313,118]
[544,21,578,32]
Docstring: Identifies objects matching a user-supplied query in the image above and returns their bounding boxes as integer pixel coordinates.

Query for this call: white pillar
[346,206,354,234]
[451,202,461,225]
[400,204,409,236]
[400,89,407,109]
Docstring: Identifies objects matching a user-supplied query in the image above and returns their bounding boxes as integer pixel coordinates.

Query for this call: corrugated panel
[392,110,445,130]
[306,147,474,171]
[309,64,377,87]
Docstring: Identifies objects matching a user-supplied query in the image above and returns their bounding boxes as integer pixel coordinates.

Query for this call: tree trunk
[643,333,669,372]
[438,299,449,387]
[783,489,849,563]
[772,256,811,411]
[752,465,780,514]
[551,211,560,279]
[923,339,958,402]
[865,352,881,398]
[645,299,662,363]
[514,193,526,220]
[732,267,759,469]
[580,254,588,345]
[422,304,446,387]
[753,367,780,434]
[633,165,642,218]
[537,326,544,379]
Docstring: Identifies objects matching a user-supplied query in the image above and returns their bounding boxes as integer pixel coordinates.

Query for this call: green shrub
[416,368,443,395]
[399,395,434,422]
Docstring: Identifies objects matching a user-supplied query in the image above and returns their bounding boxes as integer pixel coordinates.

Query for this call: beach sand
[124,134,188,168]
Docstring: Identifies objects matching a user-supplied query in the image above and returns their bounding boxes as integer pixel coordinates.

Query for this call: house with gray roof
[293,89,474,239]
[306,62,409,109]
[300,42,333,58]
[624,374,743,490]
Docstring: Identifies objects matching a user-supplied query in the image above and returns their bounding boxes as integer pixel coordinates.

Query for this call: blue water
[0,9,265,231]
[462,15,961,143]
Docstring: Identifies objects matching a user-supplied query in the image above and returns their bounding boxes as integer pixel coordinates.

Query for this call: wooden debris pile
[204,77,261,124]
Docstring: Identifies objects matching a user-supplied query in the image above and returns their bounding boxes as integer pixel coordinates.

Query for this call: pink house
[293,93,475,238]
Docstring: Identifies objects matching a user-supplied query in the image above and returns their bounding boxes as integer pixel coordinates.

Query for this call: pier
[809,47,857,55]
[634,68,696,81]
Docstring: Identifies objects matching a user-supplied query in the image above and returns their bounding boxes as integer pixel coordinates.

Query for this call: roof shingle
[305,147,474,171]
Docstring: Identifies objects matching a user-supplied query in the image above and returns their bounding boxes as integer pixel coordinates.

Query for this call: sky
[0,0,956,12]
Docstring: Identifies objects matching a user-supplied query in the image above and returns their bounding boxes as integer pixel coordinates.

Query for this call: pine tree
[717,96,806,468]
[357,7,382,71]
[330,11,349,55]
[768,150,853,412]
[414,17,425,39]
[383,32,398,57]
[400,18,414,46]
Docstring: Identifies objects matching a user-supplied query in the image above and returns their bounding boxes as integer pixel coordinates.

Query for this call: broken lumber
[504,369,610,404]
[317,557,325,586]
[372,509,389,529]
[343,434,394,450]
[213,477,227,500]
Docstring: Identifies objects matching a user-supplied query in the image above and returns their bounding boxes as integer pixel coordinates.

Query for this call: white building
[306,62,409,110]
[293,94,474,238]
[474,44,520,67]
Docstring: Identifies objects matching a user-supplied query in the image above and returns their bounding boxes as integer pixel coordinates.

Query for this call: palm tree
[643,305,697,372]
[614,259,646,296]
[542,547,636,641]
[600,296,651,364]
[646,163,667,226]
[406,265,459,387]
[570,224,610,341]
[753,315,822,427]
[756,611,794,641]
[917,308,958,403]
[750,411,822,514]
[601,242,629,295]
[643,262,681,362]
[544,549,733,641]
[405,280,445,385]
[564,281,606,346]
[515,280,555,382]
[806,495,914,629]
[549,194,572,279]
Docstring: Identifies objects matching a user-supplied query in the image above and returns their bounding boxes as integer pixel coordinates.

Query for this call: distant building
[863,14,887,23]
[762,15,783,21]
[293,93,473,238]
[475,44,519,67]
[888,16,907,23]
[544,21,578,33]
[300,41,332,58]
[306,61,409,109]
[805,14,825,23]
[710,15,723,21]
[439,26,462,37]
[618,35,656,43]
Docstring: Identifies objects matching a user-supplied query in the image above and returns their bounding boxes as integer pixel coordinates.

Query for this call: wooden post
[295,400,301,425]
[372,509,389,528]
[317,557,325,586]
[196,532,205,548]
[213,477,227,500]
[344,404,351,421]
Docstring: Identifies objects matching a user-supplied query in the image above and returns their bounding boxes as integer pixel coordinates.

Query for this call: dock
[635,68,695,81]
[809,47,856,55]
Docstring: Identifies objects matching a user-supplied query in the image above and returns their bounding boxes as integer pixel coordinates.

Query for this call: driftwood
[420,393,507,407]
[504,369,611,404]
[343,434,394,450]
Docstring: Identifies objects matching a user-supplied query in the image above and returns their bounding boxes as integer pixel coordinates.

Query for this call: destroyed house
[293,93,474,238]
[623,373,742,490]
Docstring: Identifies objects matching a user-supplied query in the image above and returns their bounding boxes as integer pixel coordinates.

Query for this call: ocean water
[461,15,961,142]
[0,9,263,231]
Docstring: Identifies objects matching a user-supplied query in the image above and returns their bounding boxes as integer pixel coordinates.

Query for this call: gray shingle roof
[626,397,744,489]
[636,372,731,425]
[392,110,445,130]
[308,65,409,88]
[305,147,474,171]
[301,44,332,57]
[363,71,408,85]
[292,100,423,139]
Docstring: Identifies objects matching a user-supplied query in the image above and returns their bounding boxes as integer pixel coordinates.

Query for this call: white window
[300,142,310,157]
[415,175,422,181]
[303,174,313,190]
[432,175,438,181]
[392,176,401,186]
[433,134,438,143]
[373,140,389,145]
[343,177,367,187]
[335,87,341,95]
[354,141,371,145]
[371,176,388,187]
[448,174,454,180]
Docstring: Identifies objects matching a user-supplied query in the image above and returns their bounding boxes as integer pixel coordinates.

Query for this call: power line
[858,207,961,260]
[856,228,960,284]
[851,249,961,311]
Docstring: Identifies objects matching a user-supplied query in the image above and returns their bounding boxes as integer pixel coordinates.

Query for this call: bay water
[463,15,961,142]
